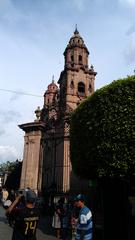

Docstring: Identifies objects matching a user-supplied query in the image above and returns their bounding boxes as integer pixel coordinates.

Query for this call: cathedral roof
[64,27,89,55]
[48,81,58,90]
[44,77,58,95]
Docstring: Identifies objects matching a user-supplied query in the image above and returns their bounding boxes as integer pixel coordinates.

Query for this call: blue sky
[0,0,135,163]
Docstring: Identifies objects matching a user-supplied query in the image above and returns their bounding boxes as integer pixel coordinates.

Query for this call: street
[0,204,57,240]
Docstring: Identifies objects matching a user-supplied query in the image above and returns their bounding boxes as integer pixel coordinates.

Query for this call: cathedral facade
[19,29,96,194]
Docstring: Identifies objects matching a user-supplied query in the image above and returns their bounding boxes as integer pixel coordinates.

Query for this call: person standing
[75,194,93,240]
[5,188,40,240]
[52,199,61,239]
[52,196,67,239]
[71,198,80,239]
[2,188,9,204]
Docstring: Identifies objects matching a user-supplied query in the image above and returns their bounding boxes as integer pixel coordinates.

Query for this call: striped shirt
[76,206,92,240]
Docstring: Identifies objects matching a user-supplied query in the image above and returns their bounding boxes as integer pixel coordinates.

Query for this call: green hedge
[70,76,135,179]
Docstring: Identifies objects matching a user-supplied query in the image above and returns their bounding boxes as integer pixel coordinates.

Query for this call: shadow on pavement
[0,216,8,224]
[38,214,56,238]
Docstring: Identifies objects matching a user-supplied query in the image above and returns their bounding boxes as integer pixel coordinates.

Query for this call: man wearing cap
[75,194,92,240]
[5,188,40,240]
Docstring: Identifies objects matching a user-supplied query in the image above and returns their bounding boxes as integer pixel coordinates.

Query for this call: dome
[44,77,58,96]
[64,28,89,54]
[47,77,58,92]
[48,82,58,91]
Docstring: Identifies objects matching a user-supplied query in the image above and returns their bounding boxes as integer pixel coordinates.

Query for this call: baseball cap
[75,194,86,202]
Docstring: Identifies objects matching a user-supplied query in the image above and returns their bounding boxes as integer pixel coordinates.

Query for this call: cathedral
[19,28,96,195]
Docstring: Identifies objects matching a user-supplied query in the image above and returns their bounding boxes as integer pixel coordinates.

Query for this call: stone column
[19,122,45,193]
[63,122,70,192]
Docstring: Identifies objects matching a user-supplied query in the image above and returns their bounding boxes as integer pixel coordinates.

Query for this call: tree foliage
[0,160,18,175]
[0,160,22,189]
[5,161,22,190]
[70,76,135,179]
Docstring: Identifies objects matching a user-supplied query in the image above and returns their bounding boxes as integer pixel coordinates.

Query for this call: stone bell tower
[58,27,96,113]
[54,27,97,193]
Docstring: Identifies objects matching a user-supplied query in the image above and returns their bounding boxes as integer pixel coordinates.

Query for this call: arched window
[88,84,92,92]
[78,82,85,96]
[70,80,74,95]
[70,80,74,89]
[71,55,74,62]
[79,55,82,62]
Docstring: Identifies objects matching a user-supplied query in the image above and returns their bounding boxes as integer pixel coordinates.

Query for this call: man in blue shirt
[75,194,92,240]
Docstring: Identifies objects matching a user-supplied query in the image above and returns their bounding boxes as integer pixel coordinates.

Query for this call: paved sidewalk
[0,204,57,240]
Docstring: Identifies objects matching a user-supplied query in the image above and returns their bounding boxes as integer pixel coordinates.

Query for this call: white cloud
[0,0,33,32]
[119,0,135,7]
[124,32,135,64]
[9,89,25,101]
[0,0,19,21]
[0,145,19,163]
[126,24,135,35]
[66,0,90,11]
[0,0,11,7]
[0,111,21,124]
[0,129,5,136]
[72,0,88,10]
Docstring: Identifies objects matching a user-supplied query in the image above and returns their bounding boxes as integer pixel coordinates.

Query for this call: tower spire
[52,75,54,83]
[74,24,79,34]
